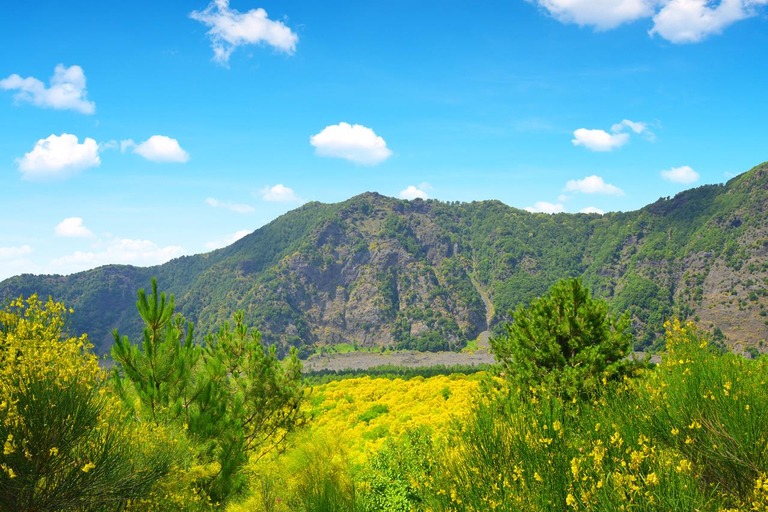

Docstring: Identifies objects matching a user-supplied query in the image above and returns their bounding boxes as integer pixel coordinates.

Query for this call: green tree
[111,279,305,506]
[490,278,636,398]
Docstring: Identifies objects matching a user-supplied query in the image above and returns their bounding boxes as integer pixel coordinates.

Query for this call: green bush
[111,279,305,506]
[359,428,435,512]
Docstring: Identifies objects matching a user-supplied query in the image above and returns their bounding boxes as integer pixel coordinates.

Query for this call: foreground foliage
[230,374,481,512]
[3,280,768,511]
[0,296,172,512]
[228,320,768,512]
[425,320,768,512]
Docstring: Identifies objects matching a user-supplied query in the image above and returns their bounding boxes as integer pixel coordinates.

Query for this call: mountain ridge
[3,162,768,356]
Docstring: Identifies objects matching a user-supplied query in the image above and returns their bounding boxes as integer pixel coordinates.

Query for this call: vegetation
[3,269,768,510]
[231,373,482,512]
[228,322,768,512]
[304,363,492,385]
[427,320,768,512]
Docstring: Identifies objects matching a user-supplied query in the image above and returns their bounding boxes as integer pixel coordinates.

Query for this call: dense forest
[2,162,768,357]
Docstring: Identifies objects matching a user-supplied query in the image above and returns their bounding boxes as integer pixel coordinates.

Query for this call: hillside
[2,162,768,356]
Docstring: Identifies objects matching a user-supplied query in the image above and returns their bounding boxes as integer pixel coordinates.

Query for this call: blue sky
[1,0,767,279]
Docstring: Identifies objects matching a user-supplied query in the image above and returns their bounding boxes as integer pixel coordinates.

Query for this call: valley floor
[303,348,495,372]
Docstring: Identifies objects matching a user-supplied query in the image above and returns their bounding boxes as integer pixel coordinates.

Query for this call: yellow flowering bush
[0,295,173,511]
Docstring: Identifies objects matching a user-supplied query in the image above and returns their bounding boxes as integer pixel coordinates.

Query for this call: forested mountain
[3,162,768,356]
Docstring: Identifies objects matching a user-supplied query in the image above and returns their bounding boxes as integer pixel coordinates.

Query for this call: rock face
[3,162,768,357]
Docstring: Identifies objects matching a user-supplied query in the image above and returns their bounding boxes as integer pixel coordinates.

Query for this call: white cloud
[529,0,767,43]
[55,217,94,238]
[17,133,100,180]
[130,135,189,163]
[205,230,251,250]
[259,184,302,202]
[310,122,393,165]
[572,128,630,152]
[573,118,654,151]
[610,119,654,139]
[580,206,606,214]
[399,183,431,200]
[661,165,700,184]
[0,245,35,281]
[530,0,658,29]
[205,197,255,213]
[190,0,298,65]
[0,245,33,261]
[50,238,184,275]
[650,0,763,43]
[100,140,119,150]
[0,64,95,114]
[525,201,566,214]
[565,175,625,195]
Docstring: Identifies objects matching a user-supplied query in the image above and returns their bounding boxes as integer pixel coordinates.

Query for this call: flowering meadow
[230,373,482,511]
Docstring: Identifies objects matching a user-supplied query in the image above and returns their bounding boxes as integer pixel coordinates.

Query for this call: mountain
[3,162,768,357]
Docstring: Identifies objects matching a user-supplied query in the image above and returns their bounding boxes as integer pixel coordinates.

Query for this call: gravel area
[303,349,495,372]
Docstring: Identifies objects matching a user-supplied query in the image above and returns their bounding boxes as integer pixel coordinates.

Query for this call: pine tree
[490,278,636,398]
[111,278,200,423]
[111,279,305,505]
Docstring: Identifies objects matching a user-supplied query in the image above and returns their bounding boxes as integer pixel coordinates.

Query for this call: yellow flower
[566,493,577,507]
[3,435,14,455]
[676,459,692,473]
[49,447,59,456]
[534,472,543,482]
[1,464,16,479]
[81,462,96,473]
[570,457,580,479]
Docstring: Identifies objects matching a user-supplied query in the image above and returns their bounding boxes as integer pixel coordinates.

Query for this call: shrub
[358,427,435,512]
[640,319,768,501]
[0,295,171,512]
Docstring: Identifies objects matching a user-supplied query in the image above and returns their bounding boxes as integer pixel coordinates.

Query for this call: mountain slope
[3,162,768,356]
